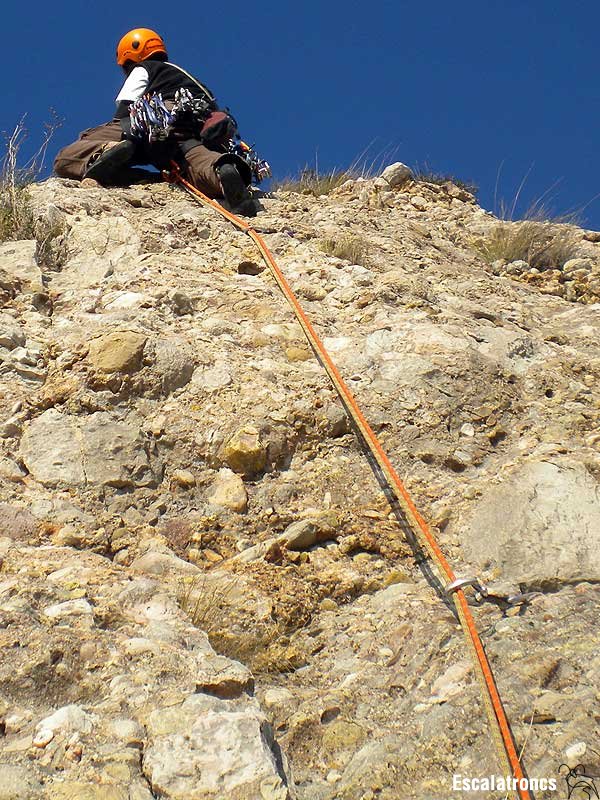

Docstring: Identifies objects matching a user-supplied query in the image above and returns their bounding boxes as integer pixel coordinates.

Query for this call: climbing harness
[130,89,271,184]
[164,163,532,800]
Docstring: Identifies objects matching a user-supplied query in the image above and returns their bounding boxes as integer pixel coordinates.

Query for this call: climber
[53,28,258,216]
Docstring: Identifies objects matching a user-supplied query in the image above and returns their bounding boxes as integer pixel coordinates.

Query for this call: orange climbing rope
[164,164,532,800]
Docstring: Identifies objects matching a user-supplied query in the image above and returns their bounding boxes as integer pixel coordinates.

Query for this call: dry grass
[177,574,306,675]
[475,219,578,269]
[0,114,61,243]
[319,234,370,265]
[475,166,587,269]
[274,144,400,197]
[274,167,352,197]
[413,162,478,196]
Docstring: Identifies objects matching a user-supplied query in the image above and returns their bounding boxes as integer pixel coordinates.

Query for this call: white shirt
[115,66,149,104]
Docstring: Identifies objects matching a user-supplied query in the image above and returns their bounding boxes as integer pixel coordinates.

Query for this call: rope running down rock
[164,163,533,800]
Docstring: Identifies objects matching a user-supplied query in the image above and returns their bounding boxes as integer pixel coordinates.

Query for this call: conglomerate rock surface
[0,172,598,799]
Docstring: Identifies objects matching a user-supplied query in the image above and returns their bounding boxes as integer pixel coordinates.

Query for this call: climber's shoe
[216,163,257,217]
[83,140,136,185]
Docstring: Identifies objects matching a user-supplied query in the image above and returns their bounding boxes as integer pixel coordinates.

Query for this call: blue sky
[4,1,600,227]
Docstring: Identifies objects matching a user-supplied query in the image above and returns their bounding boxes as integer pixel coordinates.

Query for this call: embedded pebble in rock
[0,314,25,350]
[278,517,337,550]
[410,195,428,211]
[87,330,147,374]
[130,550,199,576]
[222,425,268,477]
[171,468,196,488]
[564,742,587,766]
[36,704,94,735]
[505,259,529,275]
[429,661,472,703]
[0,173,595,799]
[192,363,232,391]
[32,727,54,747]
[207,468,248,512]
[285,346,312,362]
[103,290,148,310]
[562,258,593,274]
[0,504,39,541]
[43,598,94,619]
[152,338,195,393]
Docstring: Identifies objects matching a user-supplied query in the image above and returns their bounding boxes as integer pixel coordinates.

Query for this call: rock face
[0,240,42,286]
[0,173,598,798]
[20,409,156,488]
[144,696,291,799]
[0,542,291,799]
[462,459,600,586]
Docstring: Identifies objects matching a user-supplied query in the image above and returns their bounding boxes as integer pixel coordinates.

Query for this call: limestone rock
[20,409,154,488]
[0,504,39,541]
[143,695,291,799]
[222,426,267,477]
[152,338,194,393]
[0,765,43,799]
[462,460,600,586]
[1,165,597,800]
[36,704,94,734]
[380,162,413,187]
[87,331,147,374]
[0,240,42,286]
[207,468,248,512]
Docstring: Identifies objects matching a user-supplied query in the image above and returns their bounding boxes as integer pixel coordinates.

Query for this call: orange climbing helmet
[116,28,167,66]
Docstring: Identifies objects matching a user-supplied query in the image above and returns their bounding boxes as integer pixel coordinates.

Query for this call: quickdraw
[130,89,271,184]
[129,91,176,142]
[163,162,533,800]
[228,140,272,184]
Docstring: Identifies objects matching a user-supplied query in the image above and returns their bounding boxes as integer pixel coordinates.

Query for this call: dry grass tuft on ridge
[0,114,62,244]
[475,219,578,269]
[319,234,370,265]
